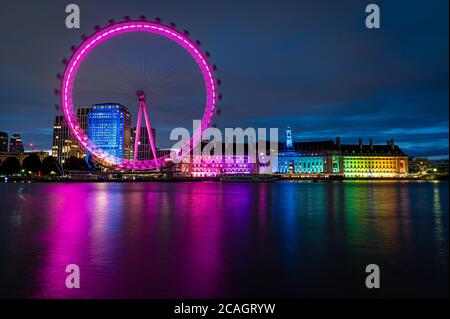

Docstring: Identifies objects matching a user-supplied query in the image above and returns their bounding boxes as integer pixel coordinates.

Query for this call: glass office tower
[88,103,131,160]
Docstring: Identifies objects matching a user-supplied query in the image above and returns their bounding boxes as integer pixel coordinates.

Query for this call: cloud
[0,0,448,157]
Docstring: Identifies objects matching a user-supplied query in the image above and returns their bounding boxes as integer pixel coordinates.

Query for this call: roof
[280,140,339,152]
[194,140,408,157]
[91,103,130,113]
[340,144,407,156]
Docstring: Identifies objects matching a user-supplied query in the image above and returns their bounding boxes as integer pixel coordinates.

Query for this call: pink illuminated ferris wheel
[58,17,221,170]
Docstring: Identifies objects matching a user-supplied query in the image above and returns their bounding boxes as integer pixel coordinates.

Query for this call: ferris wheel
[57,17,222,170]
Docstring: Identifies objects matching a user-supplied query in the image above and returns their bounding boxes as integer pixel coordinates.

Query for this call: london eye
[57,17,221,170]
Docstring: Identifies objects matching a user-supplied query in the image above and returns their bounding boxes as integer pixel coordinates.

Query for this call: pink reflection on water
[32,183,123,298]
[105,182,226,298]
[174,183,224,297]
[30,182,228,298]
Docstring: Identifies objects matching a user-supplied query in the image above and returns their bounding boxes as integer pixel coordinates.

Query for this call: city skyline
[0,102,446,159]
[0,0,448,158]
[0,1,448,303]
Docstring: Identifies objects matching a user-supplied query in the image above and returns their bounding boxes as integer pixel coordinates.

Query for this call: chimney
[390,139,395,150]
[358,138,363,150]
[369,138,373,150]
[336,137,341,147]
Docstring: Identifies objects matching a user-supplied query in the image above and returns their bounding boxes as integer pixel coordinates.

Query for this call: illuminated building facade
[88,103,131,159]
[275,129,407,178]
[76,107,91,134]
[75,107,92,160]
[191,155,258,177]
[130,126,156,160]
[52,116,80,164]
[341,139,408,178]
[277,141,342,175]
[8,133,24,153]
[187,134,409,179]
[278,152,325,174]
[190,143,259,177]
[276,131,342,176]
[52,108,91,164]
[0,131,8,152]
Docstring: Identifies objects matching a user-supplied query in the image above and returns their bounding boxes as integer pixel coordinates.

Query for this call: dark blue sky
[0,0,448,158]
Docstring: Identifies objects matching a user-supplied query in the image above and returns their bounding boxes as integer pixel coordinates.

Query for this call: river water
[0,181,447,298]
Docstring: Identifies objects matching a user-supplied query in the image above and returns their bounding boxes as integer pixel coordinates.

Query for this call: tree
[42,156,61,175]
[63,156,88,171]
[22,154,43,175]
[1,157,21,175]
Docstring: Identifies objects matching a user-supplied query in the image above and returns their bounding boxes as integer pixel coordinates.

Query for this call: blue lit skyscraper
[88,103,131,160]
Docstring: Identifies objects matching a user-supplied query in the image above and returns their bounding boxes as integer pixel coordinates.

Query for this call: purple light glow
[191,155,257,177]
[61,21,217,170]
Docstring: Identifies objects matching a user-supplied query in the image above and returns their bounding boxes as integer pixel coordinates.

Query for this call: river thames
[0,180,447,298]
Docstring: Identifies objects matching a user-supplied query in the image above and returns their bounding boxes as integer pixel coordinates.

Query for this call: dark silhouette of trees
[22,154,43,175]
[1,157,21,175]
[63,156,88,171]
[42,156,61,175]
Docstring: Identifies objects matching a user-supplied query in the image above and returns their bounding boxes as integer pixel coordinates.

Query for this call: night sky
[0,0,448,158]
